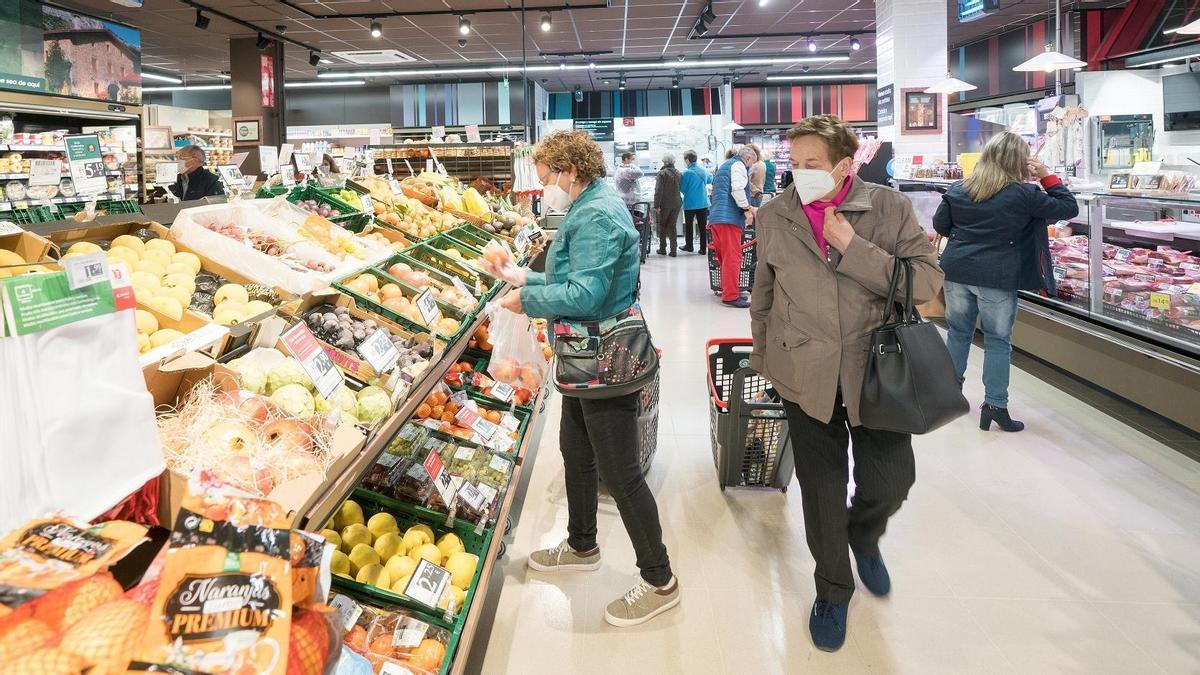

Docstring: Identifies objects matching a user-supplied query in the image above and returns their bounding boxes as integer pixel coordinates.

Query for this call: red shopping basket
[706,339,793,491]
[707,227,757,294]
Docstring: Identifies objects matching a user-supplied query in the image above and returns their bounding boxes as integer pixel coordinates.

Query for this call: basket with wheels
[707,226,757,294]
[635,370,661,475]
[706,338,793,491]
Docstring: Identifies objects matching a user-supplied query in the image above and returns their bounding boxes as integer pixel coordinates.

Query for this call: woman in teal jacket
[488,130,679,628]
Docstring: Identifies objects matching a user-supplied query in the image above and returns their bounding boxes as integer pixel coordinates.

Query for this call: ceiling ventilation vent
[329,50,416,65]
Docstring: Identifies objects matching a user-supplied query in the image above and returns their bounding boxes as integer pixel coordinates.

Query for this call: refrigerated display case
[1093,114,1154,171]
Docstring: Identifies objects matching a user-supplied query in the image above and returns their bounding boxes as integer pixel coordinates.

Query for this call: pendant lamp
[1173,18,1200,35]
[1013,44,1087,72]
[924,73,977,94]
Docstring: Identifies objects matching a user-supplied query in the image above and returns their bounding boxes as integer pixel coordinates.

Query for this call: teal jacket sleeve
[523,270,547,286]
[520,215,621,320]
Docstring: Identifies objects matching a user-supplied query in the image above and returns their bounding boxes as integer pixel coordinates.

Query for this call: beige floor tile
[851,595,1013,674]
[1093,602,1200,672]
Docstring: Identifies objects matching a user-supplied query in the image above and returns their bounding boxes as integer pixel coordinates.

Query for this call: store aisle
[481,253,1200,675]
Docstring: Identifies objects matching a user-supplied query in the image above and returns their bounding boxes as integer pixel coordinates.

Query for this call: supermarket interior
[1,0,1200,673]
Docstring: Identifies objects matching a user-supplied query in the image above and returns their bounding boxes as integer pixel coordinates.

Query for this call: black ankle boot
[980,404,1024,432]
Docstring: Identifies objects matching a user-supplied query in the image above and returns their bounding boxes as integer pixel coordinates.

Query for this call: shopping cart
[706,339,793,491]
[635,370,661,475]
[707,226,757,295]
[628,202,652,263]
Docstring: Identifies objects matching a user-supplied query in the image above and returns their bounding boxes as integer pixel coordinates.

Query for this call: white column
[876,0,949,160]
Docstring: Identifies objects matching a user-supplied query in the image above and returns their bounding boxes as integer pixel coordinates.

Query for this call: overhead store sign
[261,54,276,108]
[958,0,1000,22]
[573,118,615,141]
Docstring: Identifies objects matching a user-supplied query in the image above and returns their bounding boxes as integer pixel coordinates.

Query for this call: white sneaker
[527,539,601,573]
[604,577,681,627]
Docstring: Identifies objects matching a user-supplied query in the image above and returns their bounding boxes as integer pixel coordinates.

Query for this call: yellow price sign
[1149,292,1172,310]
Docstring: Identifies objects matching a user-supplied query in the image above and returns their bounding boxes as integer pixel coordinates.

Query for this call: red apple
[202,421,257,456]
[262,418,316,454]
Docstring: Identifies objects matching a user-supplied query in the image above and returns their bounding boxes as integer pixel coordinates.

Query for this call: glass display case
[1037,193,1200,356]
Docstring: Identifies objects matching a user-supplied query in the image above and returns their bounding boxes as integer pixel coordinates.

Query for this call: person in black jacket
[934,131,1078,432]
[653,153,683,256]
[169,145,225,201]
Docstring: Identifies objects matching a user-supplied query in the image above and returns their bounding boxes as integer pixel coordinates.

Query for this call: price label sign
[422,449,456,507]
[385,158,394,174]
[356,328,400,373]
[64,134,106,196]
[63,252,110,291]
[403,558,452,610]
[490,381,515,403]
[294,152,314,173]
[514,227,531,254]
[431,125,446,140]
[1052,266,1066,282]
[330,595,362,630]
[281,170,296,187]
[0,221,24,235]
[155,161,179,186]
[415,288,441,326]
[359,193,373,214]
[1149,292,1172,309]
[258,145,279,176]
[451,274,477,298]
[280,321,344,399]
[1116,249,1132,262]
[391,616,429,649]
[217,164,248,189]
[489,453,513,475]
[278,143,294,167]
[28,159,61,186]
[471,416,499,441]
[369,128,382,145]
[465,124,481,143]
[457,481,487,511]
[454,405,480,429]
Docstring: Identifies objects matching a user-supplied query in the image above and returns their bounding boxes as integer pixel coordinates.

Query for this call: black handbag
[859,258,969,434]
[551,302,660,399]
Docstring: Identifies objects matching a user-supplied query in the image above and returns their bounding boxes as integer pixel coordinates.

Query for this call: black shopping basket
[629,202,652,263]
[707,339,793,491]
[708,226,757,295]
[636,370,661,475]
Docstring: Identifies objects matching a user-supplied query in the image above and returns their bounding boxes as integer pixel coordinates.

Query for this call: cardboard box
[0,231,57,276]
[146,351,368,527]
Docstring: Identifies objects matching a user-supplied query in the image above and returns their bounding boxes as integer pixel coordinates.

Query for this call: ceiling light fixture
[559,63,566,70]
[765,72,877,82]
[142,84,232,92]
[924,72,977,94]
[1013,44,1086,72]
[256,33,270,50]
[1166,19,1200,34]
[758,0,769,6]
[1129,51,1200,67]
[850,37,861,51]
[807,37,818,53]
[320,58,333,64]
[589,61,596,68]
[142,71,183,84]
[194,10,210,30]
[540,12,552,31]
[672,77,680,88]
[285,80,367,88]
[309,51,321,66]
[459,16,471,35]
[370,20,382,38]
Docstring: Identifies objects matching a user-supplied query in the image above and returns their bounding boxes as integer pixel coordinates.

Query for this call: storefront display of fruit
[60,237,195,321]
[411,387,521,447]
[325,500,479,616]
[341,272,462,337]
[302,303,435,365]
[443,359,535,407]
[357,229,412,252]
[295,198,343,219]
[386,261,476,312]
[201,219,334,272]
[334,591,451,675]
[226,350,395,426]
[374,196,459,240]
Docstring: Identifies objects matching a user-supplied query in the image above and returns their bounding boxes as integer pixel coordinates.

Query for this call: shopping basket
[628,202,652,263]
[707,338,793,491]
[707,226,757,294]
[636,370,660,475]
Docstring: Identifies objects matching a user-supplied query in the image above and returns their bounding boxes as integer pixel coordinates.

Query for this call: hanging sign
[261,53,276,108]
[64,134,106,196]
[465,124,482,143]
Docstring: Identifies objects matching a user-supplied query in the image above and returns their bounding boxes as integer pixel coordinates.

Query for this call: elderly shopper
[708,145,759,307]
[614,151,643,207]
[653,154,683,256]
[169,145,224,201]
[680,150,711,253]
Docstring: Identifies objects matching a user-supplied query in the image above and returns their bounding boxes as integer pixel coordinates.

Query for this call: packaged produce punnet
[170,198,394,295]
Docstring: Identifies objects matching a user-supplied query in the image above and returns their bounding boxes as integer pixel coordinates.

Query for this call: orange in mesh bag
[136,487,294,674]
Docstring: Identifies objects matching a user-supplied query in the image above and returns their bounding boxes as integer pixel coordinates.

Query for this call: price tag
[258,145,279,176]
[359,193,373,214]
[472,416,499,441]
[415,288,441,325]
[369,128,382,146]
[385,158,394,174]
[1135,273,1156,283]
[499,412,520,433]
[486,433,515,454]
[1180,262,1200,272]
[1148,259,1165,270]
[28,159,61,186]
[63,252,109,291]
[403,559,451,610]
[217,164,248,189]
[281,170,296,187]
[1052,266,1066,281]
[330,595,362,630]
[490,381,514,403]
[0,221,23,235]
[155,161,179,186]
[514,227,531,254]
[465,124,481,143]
[278,143,294,167]
[1116,249,1132,262]
[280,321,344,399]
[404,159,416,176]
[1149,292,1172,309]
[477,483,498,507]
[389,178,402,194]
[356,328,400,373]
[454,405,479,428]
[431,125,446,140]
[457,481,486,511]
[451,274,476,298]
[489,453,512,474]
[423,448,456,506]
[294,152,314,173]
[231,151,249,168]
[392,616,429,649]
[454,446,477,461]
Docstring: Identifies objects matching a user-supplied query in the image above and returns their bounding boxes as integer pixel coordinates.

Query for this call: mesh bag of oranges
[336,592,451,675]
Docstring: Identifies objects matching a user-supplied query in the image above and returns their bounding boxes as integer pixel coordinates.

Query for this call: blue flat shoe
[853,549,892,597]
[809,598,848,652]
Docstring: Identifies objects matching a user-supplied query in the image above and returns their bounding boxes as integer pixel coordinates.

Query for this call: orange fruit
[369,633,394,656]
[440,412,456,424]
[410,638,446,670]
[486,410,501,424]
[415,403,432,418]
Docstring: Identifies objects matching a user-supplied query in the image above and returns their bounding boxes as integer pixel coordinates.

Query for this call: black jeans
[782,394,915,604]
[683,208,709,250]
[560,392,672,586]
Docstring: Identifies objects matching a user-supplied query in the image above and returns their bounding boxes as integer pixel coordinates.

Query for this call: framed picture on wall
[233,117,262,145]
[901,89,941,135]
[145,126,172,150]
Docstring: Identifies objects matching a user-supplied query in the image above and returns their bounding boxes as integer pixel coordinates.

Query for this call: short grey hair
[661,153,676,166]
[738,145,757,162]
[178,144,206,164]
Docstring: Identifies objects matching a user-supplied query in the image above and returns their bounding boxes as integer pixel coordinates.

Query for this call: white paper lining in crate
[171,199,392,295]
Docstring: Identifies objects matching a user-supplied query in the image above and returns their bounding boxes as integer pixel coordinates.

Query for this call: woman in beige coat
[749,115,942,652]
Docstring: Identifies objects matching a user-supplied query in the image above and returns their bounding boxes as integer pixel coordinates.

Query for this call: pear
[320,529,341,550]
[384,555,417,581]
[446,551,478,589]
[355,563,391,589]
[330,550,351,576]
[347,543,380,576]
[409,523,435,542]
[340,523,372,553]
[436,532,465,560]
[409,543,442,566]
[374,532,405,561]
[334,500,365,530]
[367,512,400,539]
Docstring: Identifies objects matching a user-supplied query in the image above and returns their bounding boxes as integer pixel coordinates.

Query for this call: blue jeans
[943,281,1019,408]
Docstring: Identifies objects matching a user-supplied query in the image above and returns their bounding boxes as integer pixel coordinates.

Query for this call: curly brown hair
[532,130,607,183]
[786,115,859,164]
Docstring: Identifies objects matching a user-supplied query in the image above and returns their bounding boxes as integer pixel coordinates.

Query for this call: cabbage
[267,358,311,394]
[270,383,316,417]
[333,385,359,418]
[239,363,269,395]
[355,386,392,423]
[314,394,332,413]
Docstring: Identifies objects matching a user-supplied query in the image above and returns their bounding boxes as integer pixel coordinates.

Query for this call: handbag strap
[901,258,917,323]
[881,258,904,324]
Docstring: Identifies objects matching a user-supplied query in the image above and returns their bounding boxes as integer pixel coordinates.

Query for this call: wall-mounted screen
[1163,72,1200,131]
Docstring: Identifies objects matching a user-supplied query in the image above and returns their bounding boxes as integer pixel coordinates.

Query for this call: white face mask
[542,172,575,212]
[791,169,837,204]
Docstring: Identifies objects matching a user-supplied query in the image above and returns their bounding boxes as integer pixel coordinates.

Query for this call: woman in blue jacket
[487,130,679,627]
[934,132,1078,432]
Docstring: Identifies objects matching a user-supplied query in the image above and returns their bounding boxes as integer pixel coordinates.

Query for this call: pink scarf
[800,176,853,256]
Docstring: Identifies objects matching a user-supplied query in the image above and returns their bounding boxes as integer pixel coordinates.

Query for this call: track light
[256,33,269,51]
[693,19,709,37]
[672,77,680,88]
[540,12,552,31]
[758,0,769,5]
[142,71,183,84]
[194,10,210,30]
[309,51,320,66]
[807,38,817,53]
[850,37,861,51]
[458,38,467,48]
[370,20,382,38]
[459,16,471,35]
[702,4,716,23]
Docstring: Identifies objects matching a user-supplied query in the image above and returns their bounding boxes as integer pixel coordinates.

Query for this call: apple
[203,420,258,456]
[224,454,274,495]
[262,418,315,454]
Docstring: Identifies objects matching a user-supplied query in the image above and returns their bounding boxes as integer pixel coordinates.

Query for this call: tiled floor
[481,253,1200,675]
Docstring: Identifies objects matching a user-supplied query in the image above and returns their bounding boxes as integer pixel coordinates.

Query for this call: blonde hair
[532,131,606,183]
[785,115,860,164]
[961,132,1030,202]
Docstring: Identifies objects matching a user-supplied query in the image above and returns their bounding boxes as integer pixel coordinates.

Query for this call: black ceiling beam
[179,0,322,53]
[539,50,614,57]
[693,29,875,41]
[273,1,610,21]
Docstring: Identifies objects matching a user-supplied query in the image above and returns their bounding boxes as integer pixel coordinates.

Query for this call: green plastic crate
[376,252,486,316]
[402,244,499,300]
[255,183,290,198]
[330,488,494,675]
[423,233,483,261]
[333,267,470,342]
[7,205,54,224]
[287,184,373,232]
[54,199,141,218]
[443,350,537,414]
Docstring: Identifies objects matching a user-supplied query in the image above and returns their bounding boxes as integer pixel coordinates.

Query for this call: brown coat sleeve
[835,193,943,304]
[749,224,775,373]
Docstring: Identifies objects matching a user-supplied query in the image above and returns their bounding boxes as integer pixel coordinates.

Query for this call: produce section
[0,168,548,675]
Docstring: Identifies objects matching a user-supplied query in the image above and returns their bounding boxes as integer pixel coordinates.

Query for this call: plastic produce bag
[483,306,546,392]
